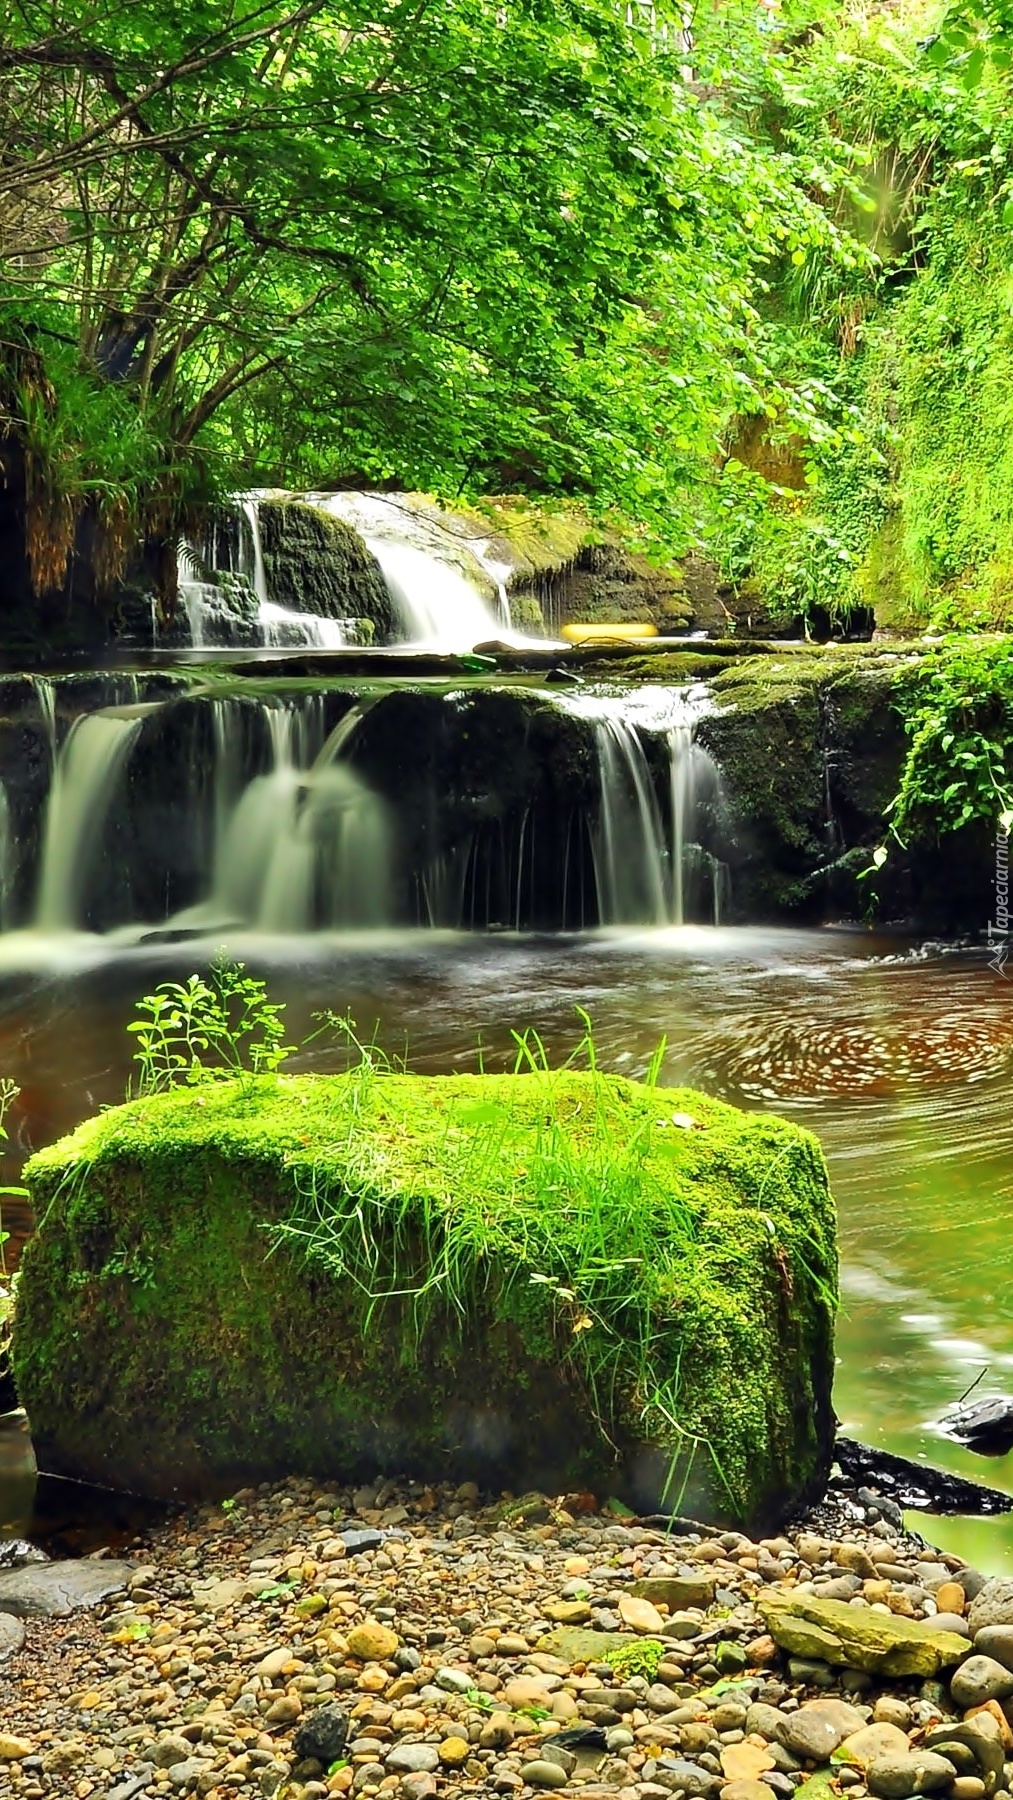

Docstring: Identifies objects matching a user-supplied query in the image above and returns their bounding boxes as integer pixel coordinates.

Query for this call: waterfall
[31,677,57,763]
[34,709,147,930]
[176,700,390,933]
[364,538,503,650]
[0,784,13,931]
[8,680,726,945]
[316,492,544,650]
[559,687,725,926]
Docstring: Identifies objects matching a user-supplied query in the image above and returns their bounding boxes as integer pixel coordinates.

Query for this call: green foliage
[128,956,293,1095]
[0,1078,27,1368]
[0,0,868,570]
[604,1637,666,1680]
[888,636,1013,844]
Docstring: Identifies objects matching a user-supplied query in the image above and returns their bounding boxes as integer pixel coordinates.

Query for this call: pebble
[0,1472,1002,1800]
[951,1654,1013,1708]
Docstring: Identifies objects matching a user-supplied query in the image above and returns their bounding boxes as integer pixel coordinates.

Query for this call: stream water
[1,925,1012,1565]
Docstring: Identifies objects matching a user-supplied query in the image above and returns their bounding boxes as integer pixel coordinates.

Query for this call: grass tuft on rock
[14,1062,836,1526]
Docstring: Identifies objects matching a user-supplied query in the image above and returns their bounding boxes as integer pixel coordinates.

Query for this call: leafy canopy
[1,0,856,549]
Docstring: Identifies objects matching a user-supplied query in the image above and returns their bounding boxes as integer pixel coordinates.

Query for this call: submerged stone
[758,1590,970,1676]
[14,1071,836,1528]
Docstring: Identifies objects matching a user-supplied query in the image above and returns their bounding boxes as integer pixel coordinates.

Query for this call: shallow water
[1,924,1012,1566]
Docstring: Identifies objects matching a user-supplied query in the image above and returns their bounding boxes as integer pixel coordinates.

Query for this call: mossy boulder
[258,500,395,636]
[14,1071,836,1524]
[758,1591,970,1678]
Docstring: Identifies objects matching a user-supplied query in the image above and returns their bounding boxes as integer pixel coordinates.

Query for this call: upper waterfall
[174,491,550,655]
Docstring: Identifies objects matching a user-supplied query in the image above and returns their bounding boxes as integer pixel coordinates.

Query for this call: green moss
[258,499,395,635]
[15,1070,836,1527]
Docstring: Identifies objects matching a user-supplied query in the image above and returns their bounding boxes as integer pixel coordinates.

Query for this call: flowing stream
[1,926,1012,1565]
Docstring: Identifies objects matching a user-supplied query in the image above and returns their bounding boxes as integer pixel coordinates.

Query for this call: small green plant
[0,1079,26,1278]
[128,955,294,1094]
[604,1637,666,1680]
[866,638,1013,881]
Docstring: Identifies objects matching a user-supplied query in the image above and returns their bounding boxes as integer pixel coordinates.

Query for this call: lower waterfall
[9,681,726,943]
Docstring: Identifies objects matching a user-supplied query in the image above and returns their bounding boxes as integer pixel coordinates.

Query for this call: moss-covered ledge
[13,1071,837,1527]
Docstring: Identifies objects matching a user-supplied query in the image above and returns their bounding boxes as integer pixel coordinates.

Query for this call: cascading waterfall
[10,681,726,941]
[175,489,548,654]
[34,709,150,930]
[172,700,390,934]
[559,687,725,926]
[315,492,540,650]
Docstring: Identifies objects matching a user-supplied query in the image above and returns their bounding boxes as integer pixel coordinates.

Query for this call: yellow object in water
[561,622,658,644]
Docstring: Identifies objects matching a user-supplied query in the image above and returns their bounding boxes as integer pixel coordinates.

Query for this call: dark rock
[292,1704,349,1765]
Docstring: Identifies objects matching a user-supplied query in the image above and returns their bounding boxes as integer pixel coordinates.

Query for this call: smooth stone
[952,1781,988,1800]
[747,1703,788,1739]
[937,1583,968,1615]
[925,1717,1006,1792]
[0,1615,25,1661]
[438,1737,471,1767]
[504,1675,556,1710]
[0,1735,34,1760]
[780,1713,846,1762]
[657,1759,725,1797]
[872,1700,912,1729]
[721,1785,776,1800]
[970,1584,1013,1636]
[520,1760,570,1789]
[867,1751,958,1798]
[619,1593,666,1635]
[975,1627,1013,1672]
[632,1575,716,1611]
[720,1744,776,1783]
[715,1641,748,1674]
[0,1559,135,1618]
[386,1745,441,1774]
[839,1724,912,1768]
[934,1612,971,1636]
[951,1656,1013,1709]
[435,1666,473,1693]
[292,1703,349,1764]
[802,1699,867,1738]
[347,1621,399,1660]
[151,1737,192,1769]
[544,1599,593,1625]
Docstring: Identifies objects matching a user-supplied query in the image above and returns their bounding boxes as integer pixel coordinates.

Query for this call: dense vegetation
[3,0,1013,638]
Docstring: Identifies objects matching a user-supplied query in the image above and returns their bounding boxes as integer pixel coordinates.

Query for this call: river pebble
[0,1476,1005,1798]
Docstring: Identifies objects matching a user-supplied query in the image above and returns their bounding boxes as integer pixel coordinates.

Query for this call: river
[1,924,1011,1562]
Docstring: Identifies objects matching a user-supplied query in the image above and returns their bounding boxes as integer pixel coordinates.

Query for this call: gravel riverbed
[1,1475,1011,1800]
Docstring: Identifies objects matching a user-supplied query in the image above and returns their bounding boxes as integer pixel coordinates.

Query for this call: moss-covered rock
[14,1071,836,1525]
[758,1591,970,1678]
[259,500,395,636]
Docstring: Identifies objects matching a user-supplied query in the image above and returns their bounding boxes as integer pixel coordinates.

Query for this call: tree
[0,0,851,621]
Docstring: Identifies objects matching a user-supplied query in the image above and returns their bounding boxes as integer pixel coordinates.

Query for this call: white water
[314,491,548,651]
[559,686,725,926]
[173,702,390,933]
[34,710,147,930]
[13,682,723,944]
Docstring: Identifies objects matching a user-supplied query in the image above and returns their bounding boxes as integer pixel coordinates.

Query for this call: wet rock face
[0,1560,135,1618]
[259,500,395,636]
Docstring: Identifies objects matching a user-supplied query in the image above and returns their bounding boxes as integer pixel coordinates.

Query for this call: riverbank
[0,1473,1008,1800]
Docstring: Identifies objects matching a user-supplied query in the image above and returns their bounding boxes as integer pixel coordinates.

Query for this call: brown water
[1,924,1012,1565]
